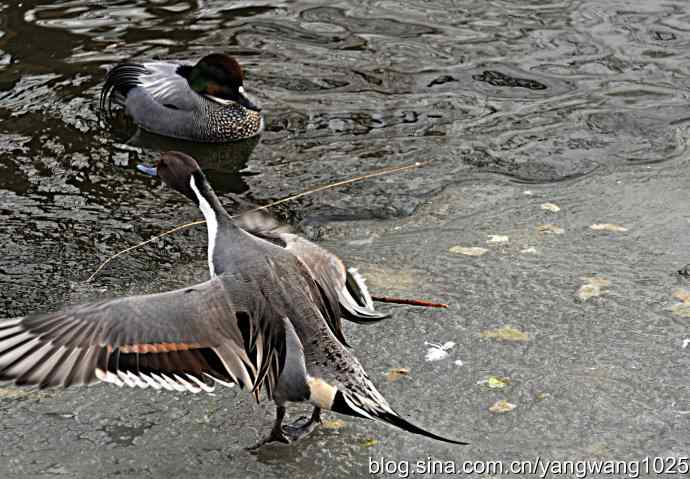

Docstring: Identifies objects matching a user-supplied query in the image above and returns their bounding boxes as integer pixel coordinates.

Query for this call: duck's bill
[238,87,261,111]
[137,163,158,177]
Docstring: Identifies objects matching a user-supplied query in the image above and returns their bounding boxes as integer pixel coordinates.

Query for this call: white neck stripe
[204,94,233,106]
[189,176,218,277]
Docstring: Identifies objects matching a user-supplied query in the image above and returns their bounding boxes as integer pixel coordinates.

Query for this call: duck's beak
[137,163,158,177]
[237,86,261,112]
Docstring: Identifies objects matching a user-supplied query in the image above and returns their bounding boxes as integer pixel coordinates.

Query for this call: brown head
[181,53,260,111]
[137,151,206,204]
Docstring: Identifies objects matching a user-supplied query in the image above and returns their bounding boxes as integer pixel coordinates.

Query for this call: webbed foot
[282,407,322,442]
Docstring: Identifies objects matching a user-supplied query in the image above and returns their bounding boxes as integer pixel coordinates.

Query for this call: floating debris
[678,264,690,278]
[541,203,560,212]
[523,190,533,195]
[480,325,529,342]
[487,235,509,244]
[449,245,488,256]
[489,400,516,413]
[424,341,456,361]
[535,392,549,401]
[521,247,538,254]
[385,368,411,382]
[577,277,610,301]
[322,419,346,430]
[590,223,628,232]
[454,359,464,367]
[478,376,510,389]
[682,339,689,349]
[537,224,565,235]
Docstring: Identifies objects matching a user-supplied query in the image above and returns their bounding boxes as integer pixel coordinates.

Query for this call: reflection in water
[123,130,259,195]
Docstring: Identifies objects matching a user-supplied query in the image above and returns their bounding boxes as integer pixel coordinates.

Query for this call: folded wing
[100,61,198,118]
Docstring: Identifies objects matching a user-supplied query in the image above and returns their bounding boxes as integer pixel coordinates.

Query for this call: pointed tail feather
[374,410,468,445]
[330,389,468,445]
[341,268,390,324]
[340,295,390,323]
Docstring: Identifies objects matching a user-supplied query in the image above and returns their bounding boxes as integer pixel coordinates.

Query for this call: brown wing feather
[0,277,286,398]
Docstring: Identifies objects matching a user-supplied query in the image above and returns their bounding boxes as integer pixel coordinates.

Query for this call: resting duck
[100,54,263,142]
[0,152,466,448]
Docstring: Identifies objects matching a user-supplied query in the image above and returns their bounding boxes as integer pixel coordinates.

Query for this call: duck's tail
[339,268,390,324]
[99,63,148,119]
[308,375,467,445]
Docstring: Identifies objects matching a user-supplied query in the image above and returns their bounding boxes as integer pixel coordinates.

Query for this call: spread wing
[0,276,286,400]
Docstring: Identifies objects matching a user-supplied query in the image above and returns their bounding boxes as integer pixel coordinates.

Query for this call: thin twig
[85,220,206,282]
[239,160,431,216]
[371,295,448,309]
[86,161,429,282]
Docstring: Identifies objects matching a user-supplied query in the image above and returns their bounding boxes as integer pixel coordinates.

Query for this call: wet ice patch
[424,341,455,361]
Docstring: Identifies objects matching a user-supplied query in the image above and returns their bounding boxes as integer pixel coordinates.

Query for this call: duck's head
[181,53,260,111]
[138,151,206,204]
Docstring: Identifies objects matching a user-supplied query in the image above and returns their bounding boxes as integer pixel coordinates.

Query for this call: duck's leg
[247,405,291,451]
[282,406,322,441]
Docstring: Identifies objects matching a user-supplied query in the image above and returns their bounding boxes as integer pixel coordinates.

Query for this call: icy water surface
[1,1,689,478]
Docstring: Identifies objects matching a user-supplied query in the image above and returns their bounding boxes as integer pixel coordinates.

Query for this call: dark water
[1,1,689,478]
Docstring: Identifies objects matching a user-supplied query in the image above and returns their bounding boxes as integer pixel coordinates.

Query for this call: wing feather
[100,61,199,119]
[0,276,286,399]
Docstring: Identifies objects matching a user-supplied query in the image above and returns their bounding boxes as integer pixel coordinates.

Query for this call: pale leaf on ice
[537,224,564,235]
[480,326,528,342]
[489,400,516,413]
[590,223,628,232]
[541,203,560,212]
[449,246,488,256]
[487,235,509,244]
[478,376,510,389]
[385,368,411,382]
[577,277,610,301]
